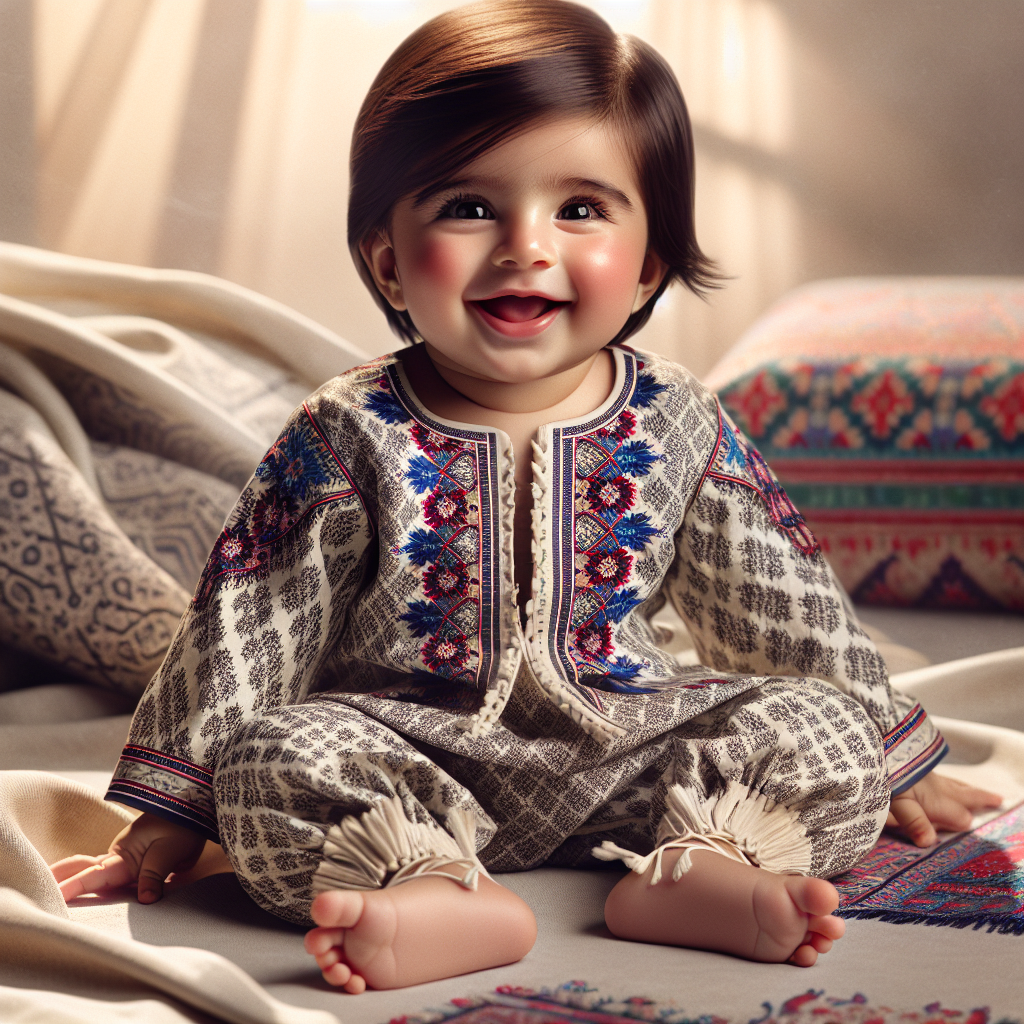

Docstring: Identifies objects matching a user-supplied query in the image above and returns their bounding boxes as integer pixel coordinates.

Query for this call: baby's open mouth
[475,295,565,323]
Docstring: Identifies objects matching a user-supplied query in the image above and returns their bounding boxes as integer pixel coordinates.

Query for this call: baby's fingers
[136,837,197,904]
[56,854,135,900]
[921,790,974,833]
[944,777,1003,812]
[50,854,104,884]
[888,795,937,847]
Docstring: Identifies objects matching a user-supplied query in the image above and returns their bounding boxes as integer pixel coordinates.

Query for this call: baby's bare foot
[304,875,536,992]
[751,873,844,966]
[604,849,844,967]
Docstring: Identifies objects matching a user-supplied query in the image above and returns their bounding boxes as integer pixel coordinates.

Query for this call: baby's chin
[423,340,605,388]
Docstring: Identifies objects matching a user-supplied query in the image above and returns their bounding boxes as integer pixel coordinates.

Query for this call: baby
[52,0,999,995]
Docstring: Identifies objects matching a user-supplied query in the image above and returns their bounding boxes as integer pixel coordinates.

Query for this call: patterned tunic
[106,345,946,849]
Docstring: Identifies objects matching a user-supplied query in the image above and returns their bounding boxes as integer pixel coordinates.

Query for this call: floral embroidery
[575,621,613,660]
[583,547,632,588]
[411,423,464,458]
[363,374,410,425]
[630,370,668,409]
[195,407,356,604]
[422,633,471,673]
[710,416,819,557]
[404,455,440,494]
[423,561,469,600]
[586,474,636,514]
[388,404,481,684]
[569,394,665,693]
[424,488,468,530]
[597,409,637,441]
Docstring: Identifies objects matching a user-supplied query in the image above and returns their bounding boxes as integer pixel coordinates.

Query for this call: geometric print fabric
[107,345,945,884]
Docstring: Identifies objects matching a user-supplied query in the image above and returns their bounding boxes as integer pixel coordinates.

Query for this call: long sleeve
[105,402,375,839]
[665,405,946,794]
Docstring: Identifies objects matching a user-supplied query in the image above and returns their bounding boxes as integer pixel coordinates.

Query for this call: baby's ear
[360,231,407,311]
[632,250,669,312]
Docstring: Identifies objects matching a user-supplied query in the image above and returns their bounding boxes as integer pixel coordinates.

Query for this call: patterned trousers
[211,668,890,925]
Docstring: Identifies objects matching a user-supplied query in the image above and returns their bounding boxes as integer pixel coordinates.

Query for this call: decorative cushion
[705,278,1024,613]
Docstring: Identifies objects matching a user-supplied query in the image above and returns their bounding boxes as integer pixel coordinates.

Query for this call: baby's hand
[49,812,206,904]
[887,771,1003,847]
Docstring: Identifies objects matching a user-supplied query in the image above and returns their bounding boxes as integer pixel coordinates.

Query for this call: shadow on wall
[0,0,1022,378]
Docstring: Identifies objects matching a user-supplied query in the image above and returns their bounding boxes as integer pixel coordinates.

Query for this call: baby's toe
[322,959,354,988]
[304,926,343,956]
[315,947,342,971]
[311,889,364,929]
[343,973,368,995]
[809,913,845,941]
[805,931,833,954]
[787,943,818,968]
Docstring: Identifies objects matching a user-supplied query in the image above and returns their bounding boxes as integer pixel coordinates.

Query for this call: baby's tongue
[479,295,550,322]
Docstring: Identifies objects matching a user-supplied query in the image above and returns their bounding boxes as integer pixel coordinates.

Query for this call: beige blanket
[0,771,338,1024]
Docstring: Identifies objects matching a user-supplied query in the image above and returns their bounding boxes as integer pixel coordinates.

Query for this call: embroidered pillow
[705,278,1024,612]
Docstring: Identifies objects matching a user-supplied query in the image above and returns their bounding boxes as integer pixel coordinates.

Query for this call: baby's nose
[492,216,556,269]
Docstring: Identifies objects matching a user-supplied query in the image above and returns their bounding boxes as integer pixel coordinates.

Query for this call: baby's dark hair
[348,0,720,344]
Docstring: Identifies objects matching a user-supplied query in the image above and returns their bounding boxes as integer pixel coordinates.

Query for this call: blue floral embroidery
[630,370,669,409]
[405,455,440,494]
[604,586,643,622]
[256,425,331,501]
[195,408,354,604]
[615,512,660,551]
[401,527,443,566]
[399,599,444,638]
[363,378,411,424]
[616,440,661,477]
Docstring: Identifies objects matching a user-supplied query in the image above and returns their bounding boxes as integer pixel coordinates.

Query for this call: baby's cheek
[406,238,469,293]
[574,239,646,307]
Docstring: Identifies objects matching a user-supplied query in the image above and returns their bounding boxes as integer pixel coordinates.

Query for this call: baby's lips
[476,295,555,323]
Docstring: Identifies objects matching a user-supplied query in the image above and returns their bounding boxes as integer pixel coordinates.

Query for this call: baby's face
[370,118,664,387]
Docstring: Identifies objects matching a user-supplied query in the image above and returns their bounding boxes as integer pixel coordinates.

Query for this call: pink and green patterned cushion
[705,277,1024,613]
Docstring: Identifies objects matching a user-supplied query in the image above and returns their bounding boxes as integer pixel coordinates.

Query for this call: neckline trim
[386,345,636,439]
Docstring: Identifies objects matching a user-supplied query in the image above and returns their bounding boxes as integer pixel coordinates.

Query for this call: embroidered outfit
[106,346,946,924]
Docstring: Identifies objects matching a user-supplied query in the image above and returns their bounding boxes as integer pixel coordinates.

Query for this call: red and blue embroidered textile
[707,278,1024,613]
[834,800,1024,934]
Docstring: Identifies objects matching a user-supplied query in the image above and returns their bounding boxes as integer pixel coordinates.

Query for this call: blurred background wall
[0,0,1021,379]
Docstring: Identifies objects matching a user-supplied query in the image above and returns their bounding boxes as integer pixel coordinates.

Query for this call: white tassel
[592,781,812,884]
[312,796,488,894]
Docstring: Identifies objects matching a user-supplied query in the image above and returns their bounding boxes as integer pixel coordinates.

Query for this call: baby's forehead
[411,117,641,201]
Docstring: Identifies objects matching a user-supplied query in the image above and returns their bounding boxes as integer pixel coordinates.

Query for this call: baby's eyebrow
[413,179,477,207]
[413,175,634,209]
[552,176,634,209]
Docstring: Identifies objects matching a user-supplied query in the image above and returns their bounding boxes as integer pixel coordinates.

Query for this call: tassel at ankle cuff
[312,795,487,894]
[592,781,812,884]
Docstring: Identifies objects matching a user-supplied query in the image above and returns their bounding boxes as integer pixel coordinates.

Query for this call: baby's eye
[558,199,607,221]
[443,200,493,220]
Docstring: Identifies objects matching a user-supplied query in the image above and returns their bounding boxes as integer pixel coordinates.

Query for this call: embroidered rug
[387,981,1019,1024]
[833,801,1024,933]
